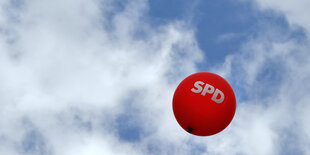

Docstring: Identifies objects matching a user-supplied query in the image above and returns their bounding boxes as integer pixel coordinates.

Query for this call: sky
[0,0,310,154]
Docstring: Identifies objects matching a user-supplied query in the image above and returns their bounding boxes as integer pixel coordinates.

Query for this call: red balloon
[173,72,236,136]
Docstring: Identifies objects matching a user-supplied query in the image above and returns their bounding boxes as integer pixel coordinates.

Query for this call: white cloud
[253,0,310,35]
[205,2,310,154]
[0,0,203,154]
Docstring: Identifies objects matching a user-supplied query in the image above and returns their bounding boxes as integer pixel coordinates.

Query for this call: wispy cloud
[206,2,310,154]
[0,0,202,154]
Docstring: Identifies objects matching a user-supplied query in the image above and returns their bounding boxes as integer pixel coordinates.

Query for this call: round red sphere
[173,72,236,136]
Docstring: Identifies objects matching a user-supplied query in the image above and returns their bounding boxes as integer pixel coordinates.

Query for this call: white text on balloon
[191,81,225,103]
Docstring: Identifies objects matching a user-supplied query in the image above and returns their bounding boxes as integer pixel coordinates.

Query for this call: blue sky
[150,0,252,65]
[149,0,306,66]
[1,0,310,154]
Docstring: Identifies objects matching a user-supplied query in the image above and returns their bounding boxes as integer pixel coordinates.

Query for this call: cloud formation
[1,0,310,155]
[206,1,310,154]
[254,0,310,34]
[0,0,202,154]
